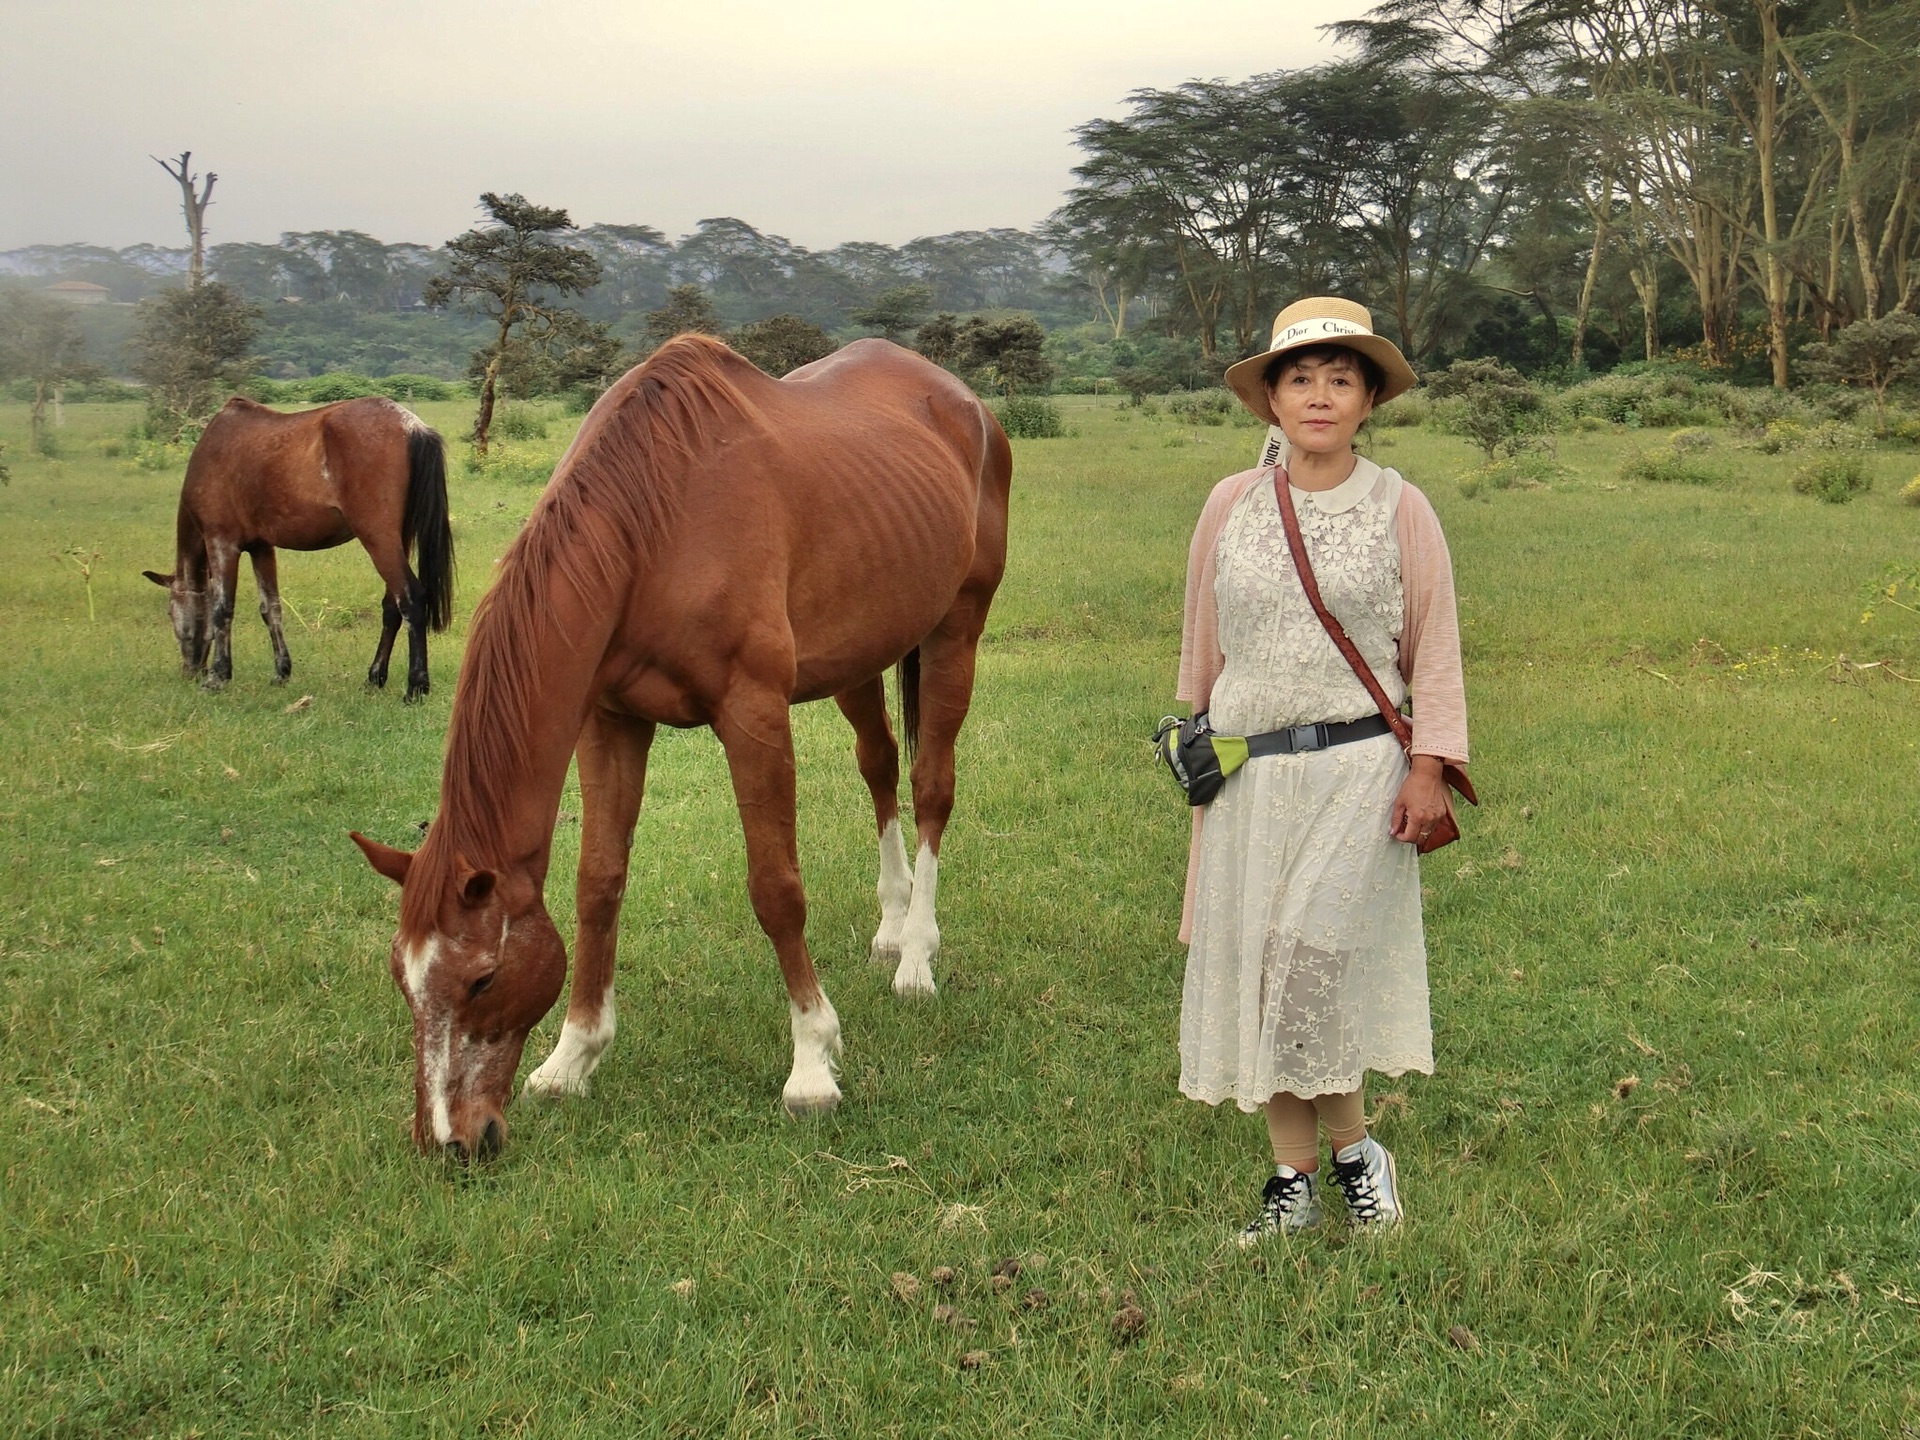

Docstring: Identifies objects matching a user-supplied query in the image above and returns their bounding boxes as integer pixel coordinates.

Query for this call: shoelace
[1263,1170,1311,1212]
[1331,1155,1384,1221]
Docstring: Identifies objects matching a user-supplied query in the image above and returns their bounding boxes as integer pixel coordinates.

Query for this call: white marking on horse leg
[524,996,617,1099]
[869,817,913,965]
[893,843,940,998]
[782,992,842,1116]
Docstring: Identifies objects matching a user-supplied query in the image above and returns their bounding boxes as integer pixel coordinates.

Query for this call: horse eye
[469,973,495,998]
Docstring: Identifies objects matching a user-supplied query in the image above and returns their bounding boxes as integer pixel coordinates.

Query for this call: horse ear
[143,570,174,588]
[350,831,413,885]
[455,864,496,909]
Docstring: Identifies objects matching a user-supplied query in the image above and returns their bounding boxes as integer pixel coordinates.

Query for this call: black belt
[1243,713,1394,757]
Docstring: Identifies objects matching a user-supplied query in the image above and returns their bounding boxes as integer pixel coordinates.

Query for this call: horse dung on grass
[143,395,454,700]
[351,336,1012,1159]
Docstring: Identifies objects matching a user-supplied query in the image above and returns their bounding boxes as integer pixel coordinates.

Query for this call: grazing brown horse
[143,395,454,700]
[351,335,1011,1159]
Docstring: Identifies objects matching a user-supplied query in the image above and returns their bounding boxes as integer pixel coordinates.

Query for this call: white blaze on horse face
[524,996,617,1098]
[426,1018,456,1146]
[781,992,842,1115]
[893,843,940,997]
[401,935,441,1005]
[870,818,913,964]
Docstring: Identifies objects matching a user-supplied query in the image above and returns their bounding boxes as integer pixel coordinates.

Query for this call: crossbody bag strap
[1272,469,1415,751]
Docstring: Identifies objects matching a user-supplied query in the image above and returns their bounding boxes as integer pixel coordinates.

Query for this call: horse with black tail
[144,395,454,700]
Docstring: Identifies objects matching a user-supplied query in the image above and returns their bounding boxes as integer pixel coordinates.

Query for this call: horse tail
[896,646,921,763]
[405,425,455,632]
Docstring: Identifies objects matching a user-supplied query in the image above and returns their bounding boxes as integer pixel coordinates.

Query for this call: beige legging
[1264,1089,1367,1172]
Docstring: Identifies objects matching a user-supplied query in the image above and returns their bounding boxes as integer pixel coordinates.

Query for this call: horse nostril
[443,1139,470,1165]
[479,1118,503,1160]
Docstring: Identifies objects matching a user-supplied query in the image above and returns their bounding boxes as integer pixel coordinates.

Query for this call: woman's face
[1268,351,1375,456]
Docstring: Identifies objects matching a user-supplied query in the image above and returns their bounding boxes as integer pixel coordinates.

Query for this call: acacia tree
[425,193,602,455]
[1800,311,1920,430]
[954,315,1052,396]
[849,284,932,343]
[1058,78,1300,358]
[729,314,836,375]
[642,284,723,349]
[0,291,99,451]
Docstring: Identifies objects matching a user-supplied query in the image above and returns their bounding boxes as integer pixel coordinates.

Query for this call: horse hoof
[200,676,227,693]
[892,965,938,999]
[783,1089,841,1118]
[868,941,901,968]
[523,1070,586,1100]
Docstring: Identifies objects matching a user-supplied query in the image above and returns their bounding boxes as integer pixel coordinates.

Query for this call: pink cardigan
[1175,460,1469,942]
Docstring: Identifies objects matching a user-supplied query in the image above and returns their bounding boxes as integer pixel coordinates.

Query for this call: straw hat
[1223,297,1417,425]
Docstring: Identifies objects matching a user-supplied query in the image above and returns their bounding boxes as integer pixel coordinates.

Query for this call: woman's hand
[1390,755,1450,845]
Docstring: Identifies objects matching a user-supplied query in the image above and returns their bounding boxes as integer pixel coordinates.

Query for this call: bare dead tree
[153,151,217,287]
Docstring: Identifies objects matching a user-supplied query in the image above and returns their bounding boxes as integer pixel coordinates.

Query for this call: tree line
[1047,0,1920,385]
[0,222,1061,333]
[9,0,1920,422]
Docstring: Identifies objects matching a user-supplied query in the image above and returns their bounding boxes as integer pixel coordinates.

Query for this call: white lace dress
[1179,464,1434,1110]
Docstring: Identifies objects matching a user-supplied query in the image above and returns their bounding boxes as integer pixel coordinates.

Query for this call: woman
[1176,297,1469,1241]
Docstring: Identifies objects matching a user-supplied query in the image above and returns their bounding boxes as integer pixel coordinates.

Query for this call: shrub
[63,377,144,403]
[1375,390,1432,428]
[1880,412,1920,443]
[1620,444,1721,486]
[1459,452,1563,496]
[1554,366,1813,430]
[1755,420,1808,453]
[1792,452,1872,503]
[492,403,550,441]
[301,372,381,403]
[1425,359,1546,460]
[1900,476,1920,506]
[1797,382,1866,422]
[1668,427,1714,455]
[1166,389,1235,426]
[374,374,458,403]
[995,395,1066,439]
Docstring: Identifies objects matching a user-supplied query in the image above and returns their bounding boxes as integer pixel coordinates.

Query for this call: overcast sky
[2,0,1372,253]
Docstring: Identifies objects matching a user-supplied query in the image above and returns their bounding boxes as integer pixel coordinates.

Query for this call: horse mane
[405,336,767,925]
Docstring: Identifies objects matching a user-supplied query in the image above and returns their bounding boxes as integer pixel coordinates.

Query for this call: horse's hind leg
[714,683,841,1115]
[363,547,428,701]
[895,597,992,998]
[367,593,401,691]
[399,569,431,702]
[526,708,655,1099]
[249,545,292,683]
[834,678,912,968]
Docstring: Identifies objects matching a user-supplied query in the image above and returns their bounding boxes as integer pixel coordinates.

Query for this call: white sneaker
[1329,1136,1402,1228]
[1236,1165,1323,1246]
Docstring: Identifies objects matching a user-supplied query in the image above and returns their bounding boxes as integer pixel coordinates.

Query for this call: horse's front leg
[202,540,243,691]
[715,683,841,1115]
[526,708,655,1099]
[834,678,911,968]
[249,545,292,683]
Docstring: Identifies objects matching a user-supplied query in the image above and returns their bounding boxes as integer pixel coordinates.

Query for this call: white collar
[1285,454,1381,515]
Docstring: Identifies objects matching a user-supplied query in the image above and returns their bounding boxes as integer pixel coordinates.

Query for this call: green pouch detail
[1210,734,1249,777]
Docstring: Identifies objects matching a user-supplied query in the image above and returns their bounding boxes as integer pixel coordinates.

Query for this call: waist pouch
[1152,711,1394,806]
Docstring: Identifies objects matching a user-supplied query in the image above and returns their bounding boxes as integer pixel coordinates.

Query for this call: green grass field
[4,394,1919,1437]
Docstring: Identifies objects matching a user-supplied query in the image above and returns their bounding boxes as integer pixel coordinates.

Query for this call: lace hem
[1180,1054,1437,1114]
